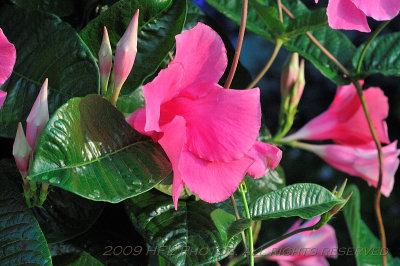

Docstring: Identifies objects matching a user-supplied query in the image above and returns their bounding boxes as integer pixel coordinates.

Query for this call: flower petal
[143,63,183,132]
[178,148,254,203]
[171,23,227,96]
[158,116,187,210]
[350,0,400,20]
[162,86,261,162]
[247,141,282,178]
[126,107,163,142]
[327,0,370,32]
[0,28,16,86]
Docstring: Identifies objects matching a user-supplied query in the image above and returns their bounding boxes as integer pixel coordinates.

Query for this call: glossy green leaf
[0,4,99,138]
[0,175,52,265]
[32,187,105,243]
[206,0,354,84]
[249,183,342,220]
[248,0,285,39]
[80,0,186,96]
[53,251,103,266]
[353,32,400,78]
[28,95,171,203]
[10,0,75,17]
[210,209,236,243]
[125,189,241,265]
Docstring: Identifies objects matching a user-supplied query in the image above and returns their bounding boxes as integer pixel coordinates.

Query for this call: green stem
[238,182,254,266]
[246,40,282,89]
[356,20,391,73]
[230,195,248,251]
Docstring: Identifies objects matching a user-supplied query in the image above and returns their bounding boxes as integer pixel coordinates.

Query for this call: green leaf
[248,0,285,39]
[0,175,52,265]
[29,95,171,203]
[206,0,354,85]
[0,4,99,138]
[249,183,342,220]
[32,187,105,243]
[353,32,400,78]
[53,251,104,266]
[125,190,241,265]
[80,0,187,96]
[343,185,398,266]
[9,0,75,17]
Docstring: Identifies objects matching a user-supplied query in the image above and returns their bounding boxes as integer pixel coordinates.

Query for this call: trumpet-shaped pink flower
[284,82,389,146]
[127,23,282,209]
[261,217,337,266]
[0,28,16,109]
[302,141,399,196]
[316,0,400,32]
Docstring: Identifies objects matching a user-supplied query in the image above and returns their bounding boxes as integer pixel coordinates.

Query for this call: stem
[246,40,282,89]
[356,21,391,73]
[238,182,254,266]
[277,0,283,22]
[224,0,248,89]
[230,195,248,251]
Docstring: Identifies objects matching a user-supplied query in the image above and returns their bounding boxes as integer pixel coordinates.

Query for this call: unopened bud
[290,59,305,107]
[26,78,49,149]
[13,122,32,178]
[99,26,112,96]
[281,53,299,100]
[0,90,6,109]
[111,9,139,105]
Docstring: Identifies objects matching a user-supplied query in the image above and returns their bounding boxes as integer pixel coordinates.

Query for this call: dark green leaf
[210,209,236,242]
[53,251,104,266]
[29,95,171,203]
[285,9,328,38]
[116,86,145,114]
[249,183,342,220]
[32,187,105,243]
[0,4,100,138]
[249,0,285,39]
[353,32,400,78]
[0,175,52,265]
[80,0,187,96]
[125,190,241,265]
[9,0,75,17]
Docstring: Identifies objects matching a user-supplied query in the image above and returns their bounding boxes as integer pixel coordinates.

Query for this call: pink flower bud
[26,78,49,149]
[98,26,112,95]
[0,90,6,110]
[13,122,32,178]
[290,58,305,107]
[112,9,139,104]
[281,53,299,100]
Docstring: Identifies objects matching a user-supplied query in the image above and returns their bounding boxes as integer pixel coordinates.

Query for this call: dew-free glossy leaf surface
[0,4,99,138]
[29,95,171,203]
[125,190,241,265]
[0,175,52,265]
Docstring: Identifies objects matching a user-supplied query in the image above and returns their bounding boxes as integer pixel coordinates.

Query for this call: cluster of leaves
[1,0,399,265]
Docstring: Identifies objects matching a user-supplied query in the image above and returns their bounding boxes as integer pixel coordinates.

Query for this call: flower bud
[26,78,49,149]
[290,59,305,107]
[0,90,6,109]
[111,9,139,105]
[99,26,112,96]
[13,122,32,178]
[280,53,299,100]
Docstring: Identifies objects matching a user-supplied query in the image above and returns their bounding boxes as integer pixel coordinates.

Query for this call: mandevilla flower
[99,26,112,95]
[12,122,32,178]
[127,23,282,209]
[260,217,337,266]
[299,141,399,197]
[316,0,400,32]
[26,78,49,149]
[0,28,16,109]
[283,82,389,146]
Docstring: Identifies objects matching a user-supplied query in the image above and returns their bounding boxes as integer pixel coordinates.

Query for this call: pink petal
[327,0,370,32]
[0,90,6,109]
[0,28,16,86]
[277,256,330,266]
[158,116,187,210]
[161,86,261,162]
[126,107,163,142]
[247,141,282,178]
[178,148,254,203]
[171,23,228,97]
[350,0,400,20]
[142,63,183,132]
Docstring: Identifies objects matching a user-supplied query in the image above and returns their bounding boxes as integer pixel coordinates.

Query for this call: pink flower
[0,28,16,109]
[316,0,400,32]
[260,217,337,266]
[283,82,389,147]
[127,23,282,209]
[300,141,399,196]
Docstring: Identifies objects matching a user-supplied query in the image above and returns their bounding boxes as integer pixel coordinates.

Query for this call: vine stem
[224,0,248,89]
[230,195,248,251]
[281,4,388,265]
[238,182,254,266]
[246,40,282,89]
